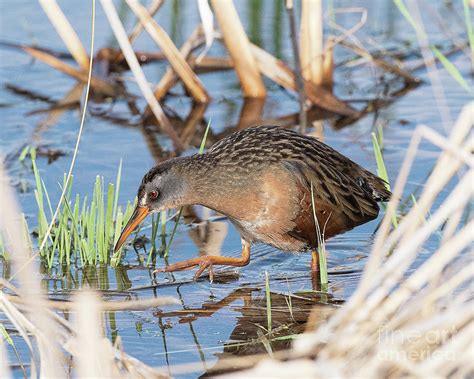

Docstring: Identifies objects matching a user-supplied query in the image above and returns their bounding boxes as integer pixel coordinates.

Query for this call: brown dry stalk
[39,0,90,70]
[322,38,335,91]
[128,0,164,43]
[0,164,65,376]
[286,0,307,132]
[340,40,421,84]
[101,0,185,152]
[22,46,118,97]
[249,43,357,117]
[153,26,206,101]
[127,0,210,103]
[7,293,179,311]
[300,0,324,85]
[211,0,266,98]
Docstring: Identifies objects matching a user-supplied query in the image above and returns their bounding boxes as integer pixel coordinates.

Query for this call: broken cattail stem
[39,0,90,71]
[211,0,266,98]
[127,0,210,103]
[101,0,186,152]
[128,0,164,43]
[249,43,357,117]
[322,37,335,92]
[300,0,324,85]
[286,0,307,132]
[153,26,205,101]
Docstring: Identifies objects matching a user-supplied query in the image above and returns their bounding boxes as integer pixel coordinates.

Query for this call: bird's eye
[149,190,158,200]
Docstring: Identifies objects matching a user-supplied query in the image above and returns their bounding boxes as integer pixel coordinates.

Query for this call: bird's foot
[193,257,215,282]
[152,256,215,282]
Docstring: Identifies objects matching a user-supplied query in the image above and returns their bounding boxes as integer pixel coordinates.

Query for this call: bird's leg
[154,239,251,282]
[311,249,320,275]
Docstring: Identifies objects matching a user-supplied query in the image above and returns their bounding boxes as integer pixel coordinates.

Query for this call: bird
[114,125,391,281]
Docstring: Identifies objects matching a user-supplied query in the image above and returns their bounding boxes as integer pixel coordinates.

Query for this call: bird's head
[114,158,191,253]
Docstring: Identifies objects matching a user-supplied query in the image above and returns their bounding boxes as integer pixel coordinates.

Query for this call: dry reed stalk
[6,293,179,311]
[249,43,357,116]
[74,291,114,377]
[0,164,64,377]
[127,0,210,103]
[128,0,164,43]
[39,0,90,70]
[153,26,205,101]
[340,40,421,84]
[322,38,334,91]
[0,339,11,379]
[237,98,266,129]
[22,46,118,97]
[286,0,307,132]
[180,103,208,144]
[223,102,473,378]
[300,0,324,85]
[211,0,266,98]
[0,289,172,378]
[101,0,185,152]
[191,56,234,71]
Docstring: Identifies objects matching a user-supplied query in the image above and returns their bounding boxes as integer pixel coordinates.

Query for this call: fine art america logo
[377,326,457,361]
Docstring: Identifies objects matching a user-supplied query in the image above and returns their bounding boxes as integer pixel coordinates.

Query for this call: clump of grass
[31,157,136,268]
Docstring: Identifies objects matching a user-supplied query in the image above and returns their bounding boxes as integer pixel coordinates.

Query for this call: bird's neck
[178,154,256,221]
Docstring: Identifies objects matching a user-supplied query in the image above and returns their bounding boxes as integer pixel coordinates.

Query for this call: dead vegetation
[1,0,472,377]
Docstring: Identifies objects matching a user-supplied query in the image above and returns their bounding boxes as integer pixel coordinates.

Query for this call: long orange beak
[114,206,150,252]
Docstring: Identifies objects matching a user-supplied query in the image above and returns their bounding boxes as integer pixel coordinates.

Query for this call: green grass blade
[111,209,124,266]
[160,210,167,247]
[199,119,211,154]
[372,133,398,228]
[265,271,272,336]
[371,133,390,187]
[18,145,30,162]
[431,46,473,94]
[463,0,474,69]
[113,159,122,218]
[164,208,183,258]
[106,183,115,251]
[393,0,420,32]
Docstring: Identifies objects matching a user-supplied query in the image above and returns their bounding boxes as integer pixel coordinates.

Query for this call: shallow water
[1,0,472,377]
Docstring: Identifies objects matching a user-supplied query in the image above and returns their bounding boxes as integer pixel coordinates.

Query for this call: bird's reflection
[153,287,336,377]
[182,205,229,261]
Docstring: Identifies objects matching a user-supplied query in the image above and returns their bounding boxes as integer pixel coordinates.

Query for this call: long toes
[193,262,213,282]
[193,265,206,281]
[208,266,215,283]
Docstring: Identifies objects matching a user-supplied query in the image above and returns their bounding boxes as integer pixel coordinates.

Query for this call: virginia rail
[114,126,391,281]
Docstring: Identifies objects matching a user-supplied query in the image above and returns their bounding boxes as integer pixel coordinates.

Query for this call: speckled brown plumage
[115,125,391,281]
